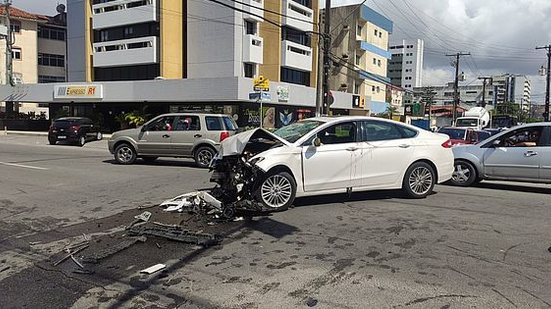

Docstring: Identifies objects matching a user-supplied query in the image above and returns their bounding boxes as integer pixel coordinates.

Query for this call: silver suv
[108,113,238,167]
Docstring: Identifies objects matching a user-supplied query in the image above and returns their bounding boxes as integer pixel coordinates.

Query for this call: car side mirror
[492,139,501,147]
[312,137,321,147]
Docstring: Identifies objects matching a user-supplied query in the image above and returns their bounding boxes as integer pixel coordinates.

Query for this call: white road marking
[0,162,49,170]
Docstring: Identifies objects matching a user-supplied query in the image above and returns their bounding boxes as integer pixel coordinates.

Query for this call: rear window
[205,117,223,131]
[438,128,466,140]
[222,117,238,131]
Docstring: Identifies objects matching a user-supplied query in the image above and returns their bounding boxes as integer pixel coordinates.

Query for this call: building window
[374,29,378,36]
[94,64,160,81]
[373,58,377,65]
[38,26,66,41]
[245,20,256,35]
[354,82,361,94]
[372,86,376,92]
[38,75,66,83]
[292,0,311,8]
[281,67,310,86]
[376,86,380,93]
[378,31,382,38]
[356,24,362,36]
[282,26,310,47]
[38,53,65,67]
[93,22,160,43]
[377,59,381,67]
[10,21,21,33]
[244,63,255,78]
[11,48,21,60]
[355,54,361,66]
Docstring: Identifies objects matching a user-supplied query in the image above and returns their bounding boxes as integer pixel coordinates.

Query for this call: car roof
[55,117,91,121]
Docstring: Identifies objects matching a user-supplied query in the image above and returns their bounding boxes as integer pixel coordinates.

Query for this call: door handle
[194,134,202,138]
[162,134,170,138]
[399,144,410,148]
[346,147,358,151]
[524,151,538,157]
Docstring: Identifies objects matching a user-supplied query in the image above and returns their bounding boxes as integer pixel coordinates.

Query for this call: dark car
[48,117,102,146]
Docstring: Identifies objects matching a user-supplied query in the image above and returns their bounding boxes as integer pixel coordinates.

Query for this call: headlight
[248,157,265,166]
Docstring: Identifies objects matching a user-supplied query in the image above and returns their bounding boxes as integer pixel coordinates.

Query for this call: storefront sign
[53,85,103,100]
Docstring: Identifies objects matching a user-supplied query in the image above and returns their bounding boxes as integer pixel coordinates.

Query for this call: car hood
[218,128,290,157]
[110,127,141,139]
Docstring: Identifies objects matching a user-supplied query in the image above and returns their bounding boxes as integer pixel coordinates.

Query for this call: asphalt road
[1,134,551,308]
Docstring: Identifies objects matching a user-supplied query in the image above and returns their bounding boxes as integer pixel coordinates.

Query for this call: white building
[388,39,424,89]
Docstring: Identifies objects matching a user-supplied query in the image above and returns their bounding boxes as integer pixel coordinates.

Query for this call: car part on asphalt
[126,211,152,228]
[127,225,222,247]
[81,236,147,264]
[140,263,166,274]
[53,244,89,266]
[70,255,85,269]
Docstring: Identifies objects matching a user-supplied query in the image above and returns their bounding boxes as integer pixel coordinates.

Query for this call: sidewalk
[0,130,112,139]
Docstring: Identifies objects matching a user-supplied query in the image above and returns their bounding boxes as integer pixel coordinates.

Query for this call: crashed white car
[209,116,454,211]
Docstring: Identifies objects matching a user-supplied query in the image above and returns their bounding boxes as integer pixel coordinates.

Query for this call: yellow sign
[253,75,270,91]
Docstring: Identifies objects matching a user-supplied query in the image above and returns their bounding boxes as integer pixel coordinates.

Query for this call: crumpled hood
[217,128,290,157]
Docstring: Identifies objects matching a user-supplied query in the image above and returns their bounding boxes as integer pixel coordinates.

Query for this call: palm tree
[385,105,399,119]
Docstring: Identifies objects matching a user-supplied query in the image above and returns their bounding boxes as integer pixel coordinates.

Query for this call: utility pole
[4,0,12,86]
[477,76,492,108]
[446,52,470,124]
[536,45,551,121]
[315,12,323,117]
[322,0,331,115]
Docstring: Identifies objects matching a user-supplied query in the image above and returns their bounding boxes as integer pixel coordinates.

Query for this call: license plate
[57,136,67,139]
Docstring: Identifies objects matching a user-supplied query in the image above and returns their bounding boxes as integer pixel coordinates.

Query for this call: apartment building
[68,0,318,86]
[326,4,393,114]
[388,39,424,89]
[0,6,66,117]
[492,74,531,111]
[413,82,494,107]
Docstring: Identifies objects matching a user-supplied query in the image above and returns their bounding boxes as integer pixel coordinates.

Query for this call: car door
[483,126,543,180]
[171,115,202,156]
[356,120,417,188]
[302,121,361,192]
[137,115,176,155]
[538,126,551,181]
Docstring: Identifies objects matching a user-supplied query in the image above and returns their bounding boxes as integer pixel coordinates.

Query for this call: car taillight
[70,125,80,132]
[441,139,453,148]
[219,131,230,142]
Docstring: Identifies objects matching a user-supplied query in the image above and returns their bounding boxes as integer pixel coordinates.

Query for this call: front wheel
[402,162,436,199]
[194,146,216,168]
[450,160,477,187]
[49,138,56,145]
[255,171,296,211]
[96,132,103,141]
[114,143,137,164]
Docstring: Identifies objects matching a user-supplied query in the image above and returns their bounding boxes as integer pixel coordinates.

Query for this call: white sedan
[210,116,454,210]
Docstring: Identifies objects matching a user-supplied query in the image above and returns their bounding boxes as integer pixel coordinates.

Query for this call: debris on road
[0,266,10,273]
[53,244,89,266]
[306,297,318,307]
[127,225,222,247]
[126,211,152,228]
[81,236,147,264]
[70,255,85,269]
[140,263,166,275]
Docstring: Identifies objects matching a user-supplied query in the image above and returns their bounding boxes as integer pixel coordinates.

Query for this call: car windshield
[455,119,478,127]
[273,120,324,143]
[438,128,466,140]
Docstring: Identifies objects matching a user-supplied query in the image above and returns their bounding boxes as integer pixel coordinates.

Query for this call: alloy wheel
[260,174,293,208]
[408,166,433,196]
[452,163,471,184]
[116,146,134,164]
[197,149,214,167]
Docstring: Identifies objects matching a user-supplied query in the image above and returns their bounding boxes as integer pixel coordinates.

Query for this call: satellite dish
[56,4,66,14]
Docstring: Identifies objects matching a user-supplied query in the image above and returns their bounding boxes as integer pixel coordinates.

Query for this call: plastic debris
[140,263,166,274]
[306,297,318,307]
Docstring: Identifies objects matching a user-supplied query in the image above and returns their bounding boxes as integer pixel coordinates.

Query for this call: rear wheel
[78,136,86,147]
[450,160,477,187]
[115,143,137,164]
[49,138,56,145]
[402,162,436,199]
[194,146,216,168]
[255,171,296,211]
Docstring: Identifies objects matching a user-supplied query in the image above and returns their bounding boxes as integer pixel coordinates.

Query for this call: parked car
[450,123,551,186]
[108,113,238,167]
[210,116,455,210]
[48,117,102,146]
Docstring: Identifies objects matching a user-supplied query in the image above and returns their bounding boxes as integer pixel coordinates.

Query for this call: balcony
[282,0,313,32]
[92,0,158,30]
[242,34,263,64]
[240,0,264,22]
[281,40,312,72]
[93,36,158,67]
